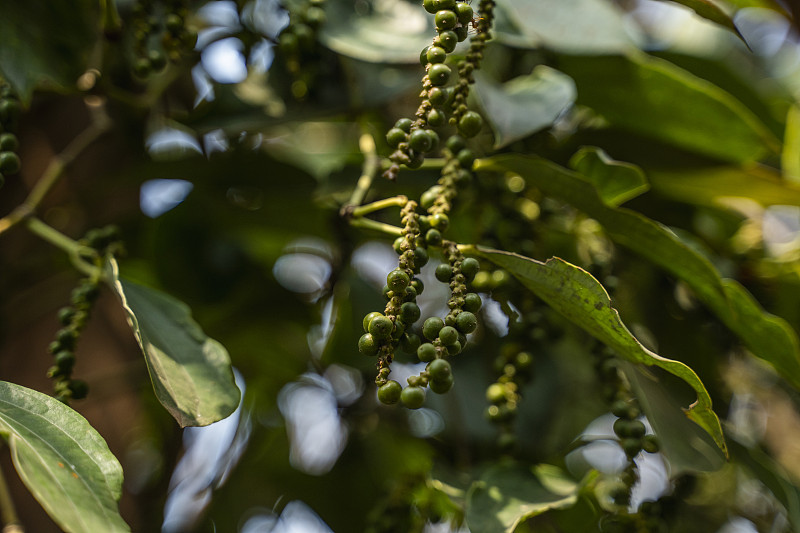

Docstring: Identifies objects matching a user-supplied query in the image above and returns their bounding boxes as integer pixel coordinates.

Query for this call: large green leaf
[476,154,800,391]
[0,382,129,533]
[474,66,576,149]
[470,247,726,455]
[569,147,649,207]
[0,1,98,103]
[108,260,240,427]
[465,463,580,533]
[493,0,642,52]
[556,53,780,163]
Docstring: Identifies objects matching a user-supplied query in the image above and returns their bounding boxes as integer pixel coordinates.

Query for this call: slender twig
[348,218,403,237]
[350,196,408,219]
[0,102,111,236]
[0,457,22,533]
[24,217,100,278]
[344,130,381,211]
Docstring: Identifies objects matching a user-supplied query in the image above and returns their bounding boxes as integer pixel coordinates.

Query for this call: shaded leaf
[471,247,726,455]
[556,53,780,163]
[493,0,642,53]
[0,2,98,103]
[0,382,129,533]
[477,154,800,391]
[653,0,743,39]
[474,66,576,149]
[108,260,240,427]
[465,462,579,533]
[569,147,649,206]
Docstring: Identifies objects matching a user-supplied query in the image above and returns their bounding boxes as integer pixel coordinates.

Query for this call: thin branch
[350,196,408,219]
[348,218,403,237]
[0,457,22,533]
[343,129,381,212]
[24,217,100,278]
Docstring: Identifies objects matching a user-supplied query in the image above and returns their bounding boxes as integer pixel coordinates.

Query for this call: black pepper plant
[0,1,800,532]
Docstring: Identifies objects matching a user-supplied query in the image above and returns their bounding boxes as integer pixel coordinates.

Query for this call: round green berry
[54,350,75,372]
[427,358,451,381]
[642,434,660,454]
[428,63,451,86]
[446,340,462,355]
[436,0,456,9]
[408,129,434,153]
[406,150,424,169]
[369,315,393,340]
[456,3,474,24]
[436,30,458,53]
[393,236,405,254]
[358,333,379,356]
[387,269,411,292]
[420,189,438,209]
[425,228,443,246]
[457,148,475,169]
[400,386,426,409]
[486,383,506,404]
[414,247,429,267]
[458,111,483,138]
[428,87,448,107]
[438,325,458,345]
[455,311,477,334]
[417,342,437,362]
[430,213,449,230]
[429,374,454,394]
[422,317,445,340]
[57,307,76,326]
[386,127,407,148]
[435,10,457,30]
[378,380,402,404]
[0,133,18,151]
[427,108,445,127]
[68,379,89,400]
[363,311,382,332]
[395,118,414,132]
[614,418,647,439]
[460,257,480,280]
[435,263,452,282]
[411,278,424,294]
[0,151,20,174]
[426,45,447,64]
[446,135,466,153]
[423,0,438,13]
[621,438,642,457]
[400,301,421,324]
[400,332,421,354]
[463,293,482,313]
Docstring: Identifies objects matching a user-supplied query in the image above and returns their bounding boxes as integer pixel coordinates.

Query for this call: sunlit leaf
[556,53,780,163]
[108,259,240,427]
[477,154,800,390]
[0,382,130,533]
[0,1,98,103]
[474,66,576,149]
[569,147,649,207]
[652,0,744,39]
[465,462,580,533]
[470,247,726,455]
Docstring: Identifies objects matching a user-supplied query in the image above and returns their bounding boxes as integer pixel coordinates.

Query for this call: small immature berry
[408,129,434,153]
[460,257,480,280]
[68,379,89,400]
[378,380,402,404]
[438,325,458,345]
[386,127,407,148]
[400,332,421,353]
[435,10,457,30]
[422,317,445,340]
[436,30,458,53]
[425,228,443,246]
[456,3,473,24]
[0,133,18,151]
[457,148,475,169]
[430,213,449,230]
[400,301,421,324]
[417,342,437,362]
[363,311,383,332]
[463,293,482,312]
[435,263,452,282]
[428,87,448,107]
[423,0,438,13]
[458,111,483,138]
[0,151,20,174]
[415,247,429,267]
[446,135,466,153]
[428,63,451,86]
[368,315,394,340]
[395,118,414,132]
[426,46,447,64]
[387,269,411,292]
[446,340,462,355]
[642,434,660,453]
[400,386,426,409]
[358,333,379,356]
[427,358,451,381]
[436,0,456,9]
[429,374,454,393]
[455,311,477,333]
[427,108,445,127]
[57,307,76,326]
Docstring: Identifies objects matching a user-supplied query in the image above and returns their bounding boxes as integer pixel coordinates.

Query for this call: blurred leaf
[648,165,800,208]
[474,66,576,149]
[569,147,649,206]
[108,259,241,427]
[0,382,130,533]
[493,0,642,52]
[263,122,360,181]
[782,105,800,183]
[556,53,780,163]
[465,462,579,533]
[622,364,726,474]
[471,247,726,456]
[320,0,433,63]
[477,154,800,390]
[0,1,98,103]
[652,0,743,39]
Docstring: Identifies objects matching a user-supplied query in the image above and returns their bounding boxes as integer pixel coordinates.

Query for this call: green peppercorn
[455,3,473,24]
[438,325,458,345]
[415,247,429,267]
[460,257,480,280]
[358,333,379,356]
[0,133,18,151]
[369,315,393,340]
[455,311,477,333]
[430,213,449,230]
[68,379,89,400]
[435,10,457,30]
[408,129,434,153]
[428,63,451,86]
[387,269,411,292]
[429,374,454,394]
[486,383,506,404]
[378,380,402,404]
[0,151,20,174]
[395,118,414,132]
[400,332,422,354]
[425,228,443,246]
[386,127,407,148]
[463,293,482,312]
[436,30,458,53]
[436,0,456,9]
[422,317,445,340]
[400,301,421,324]
[427,358,452,381]
[457,148,475,169]
[54,350,75,372]
[426,45,447,64]
[400,385,426,409]
[363,311,383,332]
[458,111,483,138]
[427,108,445,127]
[423,0,438,13]
[428,87,448,107]
[417,342,437,362]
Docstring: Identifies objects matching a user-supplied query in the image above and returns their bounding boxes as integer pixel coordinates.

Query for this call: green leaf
[471,246,726,456]
[652,0,743,38]
[477,154,800,392]
[493,0,642,53]
[108,260,240,427]
[569,147,649,207]
[465,462,579,533]
[556,53,780,163]
[648,165,800,208]
[782,105,800,184]
[474,66,576,149]
[0,2,98,103]
[0,382,129,533]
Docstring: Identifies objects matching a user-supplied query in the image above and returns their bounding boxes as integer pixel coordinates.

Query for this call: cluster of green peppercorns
[0,83,22,190]
[276,0,327,100]
[383,0,491,180]
[127,0,196,79]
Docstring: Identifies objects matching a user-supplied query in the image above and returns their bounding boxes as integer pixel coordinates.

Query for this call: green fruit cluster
[0,83,22,190]
[276,0,328,100]
[127,0,196,79]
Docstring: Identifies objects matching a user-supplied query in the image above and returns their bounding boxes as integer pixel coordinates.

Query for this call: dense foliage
[1,0,800,532]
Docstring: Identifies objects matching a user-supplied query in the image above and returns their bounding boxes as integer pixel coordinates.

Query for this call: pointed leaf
[569,147,649,206]
[474,66,576,149]
[0,382,129,533]
[108,260,240,427]
[470,246,726,455]
[477,154,800,390]
[466,463,579,533]
[556,53,780,163]
[653,0,744,39]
